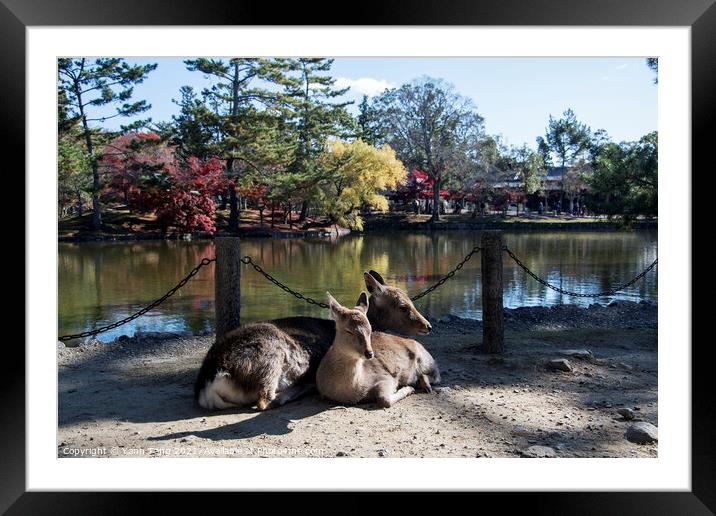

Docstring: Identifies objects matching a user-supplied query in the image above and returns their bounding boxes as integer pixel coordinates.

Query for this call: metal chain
[58,257,216,342]
[240,256,330,308]
[503,246,658,298]
[411,246,482,301]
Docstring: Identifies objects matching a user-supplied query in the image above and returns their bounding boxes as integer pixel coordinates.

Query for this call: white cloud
[616,63,629,70]
[601,76,610,81]
[334,77,396,96]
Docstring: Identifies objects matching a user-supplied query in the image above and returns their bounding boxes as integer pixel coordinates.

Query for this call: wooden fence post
[215,237,241,340]
[481,231,504,353]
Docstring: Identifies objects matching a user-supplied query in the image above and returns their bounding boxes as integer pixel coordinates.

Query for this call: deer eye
[400,305,410,312]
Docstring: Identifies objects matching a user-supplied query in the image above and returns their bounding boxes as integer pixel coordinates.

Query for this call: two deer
[317,291,440,408]
[195,270,439,410]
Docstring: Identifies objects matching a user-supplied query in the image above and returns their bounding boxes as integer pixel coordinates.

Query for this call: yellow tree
[317,139,406,230]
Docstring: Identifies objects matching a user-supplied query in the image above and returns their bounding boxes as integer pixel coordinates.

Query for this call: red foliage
[235,183,269,207]
[101,132,170,208]
[155,157,227,234]
[155,189,217,234]
[392,169,449,202]
[102,132,228,234]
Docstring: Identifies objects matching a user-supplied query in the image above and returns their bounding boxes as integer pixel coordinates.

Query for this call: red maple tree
[102,133,227,234]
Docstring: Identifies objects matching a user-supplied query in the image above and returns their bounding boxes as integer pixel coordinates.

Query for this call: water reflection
[58,231,658,342]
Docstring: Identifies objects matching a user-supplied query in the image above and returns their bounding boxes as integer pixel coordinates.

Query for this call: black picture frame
[5,0,709,512]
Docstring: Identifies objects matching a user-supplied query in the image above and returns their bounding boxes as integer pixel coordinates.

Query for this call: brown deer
[316,292,440,408]
[195,270,432,411]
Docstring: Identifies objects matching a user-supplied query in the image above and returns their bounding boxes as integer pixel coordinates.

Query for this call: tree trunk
[227,158,240,233]
[431,177,441,223]
[81,123,101,229]
[286,201,293,228]
[227,61,242,232]
[560,156,567,210]
[74,81,102,231]
[297,200,309,222]
[76,190,83,217]
[270,201,275,229]
[228,184,240,233]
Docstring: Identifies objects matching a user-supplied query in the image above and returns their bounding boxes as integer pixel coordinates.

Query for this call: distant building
[495,166,573,191]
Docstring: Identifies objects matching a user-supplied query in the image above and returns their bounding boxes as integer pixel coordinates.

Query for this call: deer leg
[375,383,415,408]
[267,383,317,409]
[418,374,433,393]
[256,375,282,411]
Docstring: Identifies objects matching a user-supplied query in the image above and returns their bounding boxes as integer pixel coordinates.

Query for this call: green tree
[281,58,353,222]
[165,86,220,160]
[511,145,546,213]
[646,58,658,84]
[58,128,91,218]
[377,77,485,222]
[451,134,512,217]
[58,58,157,229]
[540,108,592,212]
[587,131,657,221]
[184,58,293,232]
[356,95,385,146]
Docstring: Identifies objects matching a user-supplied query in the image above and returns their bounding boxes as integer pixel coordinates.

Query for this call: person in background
[538,201,544,215]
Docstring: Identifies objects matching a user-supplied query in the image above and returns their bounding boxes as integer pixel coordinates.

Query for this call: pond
[58,230,658,342]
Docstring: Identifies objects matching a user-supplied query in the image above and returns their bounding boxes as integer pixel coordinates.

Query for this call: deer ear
[364,271,386,294]
[369,270,386,285]
[355,291,369,313]
[326,291,344,320]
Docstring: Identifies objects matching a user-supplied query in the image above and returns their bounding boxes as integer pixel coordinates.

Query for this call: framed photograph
[7,0,710,511]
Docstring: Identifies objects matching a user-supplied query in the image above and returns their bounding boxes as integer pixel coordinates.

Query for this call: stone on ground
[547,358,574,372]
[521,445,557,458]
[625,422,658,444]
[617,408,636,420]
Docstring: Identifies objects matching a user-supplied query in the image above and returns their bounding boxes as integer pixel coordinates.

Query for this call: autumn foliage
[102,132,227,234]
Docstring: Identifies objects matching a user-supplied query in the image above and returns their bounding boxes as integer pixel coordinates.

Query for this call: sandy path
[58,302,657,458]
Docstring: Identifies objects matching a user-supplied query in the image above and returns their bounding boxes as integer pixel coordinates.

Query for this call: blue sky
[88,57,657,149]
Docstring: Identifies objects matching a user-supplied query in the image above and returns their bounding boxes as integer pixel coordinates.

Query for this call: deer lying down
[195,271,432,411]
[316,292,440,408]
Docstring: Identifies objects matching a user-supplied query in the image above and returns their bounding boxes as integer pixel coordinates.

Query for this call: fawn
[316,292,440,408]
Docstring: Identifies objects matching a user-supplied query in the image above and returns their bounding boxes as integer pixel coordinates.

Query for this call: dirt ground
[57,301,657,458]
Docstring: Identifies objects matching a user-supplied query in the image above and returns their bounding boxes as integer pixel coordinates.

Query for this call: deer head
[363,270,432,336]
[327,291,374,359]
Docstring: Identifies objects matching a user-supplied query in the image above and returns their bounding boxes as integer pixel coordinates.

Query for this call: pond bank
[58,301,657,458]
[58,208,656,242]
[361,213,657,233]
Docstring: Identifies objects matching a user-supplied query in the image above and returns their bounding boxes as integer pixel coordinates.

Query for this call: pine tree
[356,94,385,146]
[184,58,294,232]
[541,108,592,212]
[58,58,157,229]
[168,86,219,160]
[281,58,353,222]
